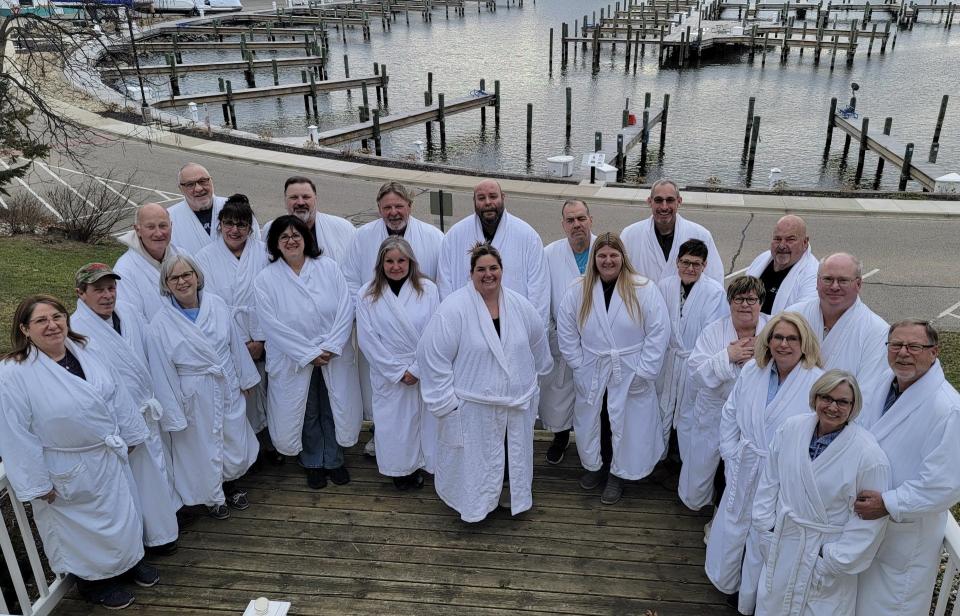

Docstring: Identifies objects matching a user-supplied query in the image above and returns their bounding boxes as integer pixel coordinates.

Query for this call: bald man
[114,203,180,320]
[169,163,260,255]
[745,215,818,315]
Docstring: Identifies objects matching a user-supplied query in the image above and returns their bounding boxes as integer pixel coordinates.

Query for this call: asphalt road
[4,135,959,331]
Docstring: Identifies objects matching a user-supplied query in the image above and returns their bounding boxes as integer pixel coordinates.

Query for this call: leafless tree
[44,167,138,243]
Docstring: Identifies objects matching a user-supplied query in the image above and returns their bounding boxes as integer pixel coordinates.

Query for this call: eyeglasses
[166,270,196,283]
[771,333,800,344]
[886,341,936,354]
[651,196,678,205]
[819,276,858,288]
[29,312,67,327]
[179,177,212,190]
[732,296,760,305]
[817,393,853,411]
[221,221,251,231]
[678,259,704,270]
[279,233,303,243]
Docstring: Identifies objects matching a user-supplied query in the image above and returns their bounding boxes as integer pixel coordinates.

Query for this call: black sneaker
[307,468,326,489]
[98,587,135,610]
[545,430,570,465]
[409,470,425,490]
[207,504,230,520]
[130,561,160,588]
[145,540,178,557]
[328,465,350,485]
[393,476,411,491]
[226,490,250,510]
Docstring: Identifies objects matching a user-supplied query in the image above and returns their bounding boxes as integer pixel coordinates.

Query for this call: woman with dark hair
[417,242,552,523]
[0,295,157,609]
[194,194,271,442]
[147,254,261,520]
[556,232,671,506]
[357,236,440,490]
[255,214,362,489]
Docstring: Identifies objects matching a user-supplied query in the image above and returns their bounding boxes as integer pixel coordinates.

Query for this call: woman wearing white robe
[357,237,440,488]
[194,195,271,437]
[680,276,769,512]
[556,232,670,506]
[148,255,260,517]
[752,370,889,616]
[655,239,729,452]
[417,243,552,523]
[255,214,362,489]
[0,296,151,608]
[705,311,824,615]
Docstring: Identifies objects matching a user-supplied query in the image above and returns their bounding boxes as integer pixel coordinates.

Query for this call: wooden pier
[109,39,313,51]
[597,94,670,181]
[151,74,386,108]
[101,55,325,77]
[49,436,736,616]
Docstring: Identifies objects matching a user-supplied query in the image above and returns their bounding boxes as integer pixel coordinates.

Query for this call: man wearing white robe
[752,412,889,616]
[656,240,729,455]
[705,338,823,613]
[417,285,552,523]
[540,199,595,464]
[261,176,356,265]
[788,253,888,410]
[0,340,148,586]
[621,179,724,284]
[147,290,260,509]
[168,163,261,256]
[71,263,181,552]
[745,215,818,315]
[435,179,550,324]
[854,320,960,616]
[114,203,179,321]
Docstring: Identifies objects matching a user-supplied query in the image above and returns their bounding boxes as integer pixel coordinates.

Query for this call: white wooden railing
[933,514,960,616]
[0,462,71,616]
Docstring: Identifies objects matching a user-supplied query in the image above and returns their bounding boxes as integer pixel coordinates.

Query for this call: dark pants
[300,366,344,469]
[600,391,612,467]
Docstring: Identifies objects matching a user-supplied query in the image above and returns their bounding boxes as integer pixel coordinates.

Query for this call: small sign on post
[429,189,453,232]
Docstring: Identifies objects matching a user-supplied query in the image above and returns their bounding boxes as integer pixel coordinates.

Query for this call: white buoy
[768,167,783,188]
[413,139,425,162]
[308,125,318,142]
[188,102,199,123]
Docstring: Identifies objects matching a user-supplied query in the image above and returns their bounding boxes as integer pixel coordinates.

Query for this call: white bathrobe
[705,359,823,614]
[0,342,147,580]
[620,214,724,283]
[752,415,890,616]
[538,236,595,432]
[417,286,552,523]
[262,212,356,265]
[168,196,261,256]
[357,278,440,475]
[556,276,671,480]
[436,212,550,324]
[855,362,960,616]
[71,299,180,547]
[656,274,729,448]
[678,315,770,511]
[254,256,362,454]
[745,247,819,315]
[113,231,179,321]
[147,292,260,507]
[788,298,889,410]
[195,236,270,433]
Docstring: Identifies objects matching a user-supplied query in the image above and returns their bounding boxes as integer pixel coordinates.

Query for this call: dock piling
[480,79,486,128]
[929,94,948,163]
[438,93,447,149]
[526,103,534,158]
[565,86,572,142]
[874,116,893,186]
[660,93,670,151]
[494,80,501,130]
[372,109,382,155]
[743,97,756,157]
[898,142,914,190]
[855,116,869,182]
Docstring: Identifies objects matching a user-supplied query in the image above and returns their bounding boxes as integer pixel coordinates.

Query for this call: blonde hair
[754,311,823,370]
[578,232,647,328]
[809,369,864,423]
[364,236,426,302]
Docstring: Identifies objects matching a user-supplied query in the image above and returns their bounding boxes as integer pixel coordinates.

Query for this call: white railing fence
[0,462,71,616]
[934,514,960,616]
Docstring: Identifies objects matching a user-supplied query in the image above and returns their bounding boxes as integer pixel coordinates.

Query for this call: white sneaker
[364,438,376,458]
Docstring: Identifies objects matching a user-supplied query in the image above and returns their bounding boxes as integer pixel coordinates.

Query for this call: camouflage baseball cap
[75,262,121,287]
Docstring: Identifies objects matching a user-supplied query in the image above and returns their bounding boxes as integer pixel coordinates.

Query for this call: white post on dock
[188,102,199,123]
[308,125,319,143]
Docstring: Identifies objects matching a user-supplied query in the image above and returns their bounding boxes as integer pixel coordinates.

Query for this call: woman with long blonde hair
[556,232,671,505]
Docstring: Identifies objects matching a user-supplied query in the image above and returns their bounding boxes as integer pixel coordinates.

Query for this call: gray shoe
[601,474,624,505]
[579,468,606,490]
[498,485,511,510]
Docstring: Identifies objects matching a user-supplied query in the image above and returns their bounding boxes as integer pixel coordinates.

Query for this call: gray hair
[819,252,863,278]
[809,369,864,423]
[650,178,680,195]
[561,199,590,216]
[158,254,205,298]
[888,319,939,346]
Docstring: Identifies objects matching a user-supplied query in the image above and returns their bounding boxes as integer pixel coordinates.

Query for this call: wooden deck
[50,436,735,616]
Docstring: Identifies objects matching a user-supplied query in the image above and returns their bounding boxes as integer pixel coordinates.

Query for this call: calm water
[123,0,960,189]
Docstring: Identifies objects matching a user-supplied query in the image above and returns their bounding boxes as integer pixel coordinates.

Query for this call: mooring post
[494,80,501,130]
[167,53,180,96]
[549,27,554,74]
[634,31,641,72]
[855,116,869,181]
[271,58,279,85]
[362,81,370,113]
[874,116,893,185]
[748,115,761,164]
[743,96,756,156]
[616,133,625,181]
[309,72,319,117]
[372,109,382,155]
[438,93,447,149]
[640,108,650,170]
[172,33,182,64]
[881,21,890,52]
[660,93,670,150]
[526,103,534,158]
[899,142,913,190]
[565,86,572,142]
[301,70,310,115]
[244,51,256,87]
[479,78,486,127]
[424,91,432,145]
[591,132,601,184]
[225,80,237,129]
[427,71,433,105]
[929,94,948,163]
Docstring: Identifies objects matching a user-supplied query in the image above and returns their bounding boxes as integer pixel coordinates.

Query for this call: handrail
[0,461,72,616]
[933,514,960,616]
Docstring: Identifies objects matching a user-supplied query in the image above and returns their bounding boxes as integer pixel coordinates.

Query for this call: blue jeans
[299,366,344,469]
